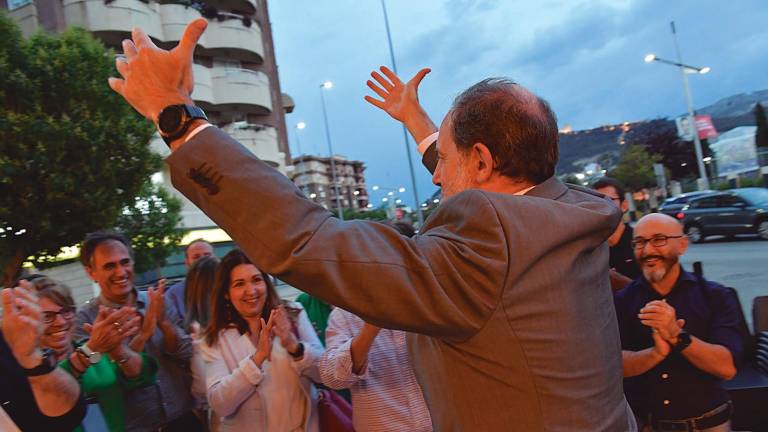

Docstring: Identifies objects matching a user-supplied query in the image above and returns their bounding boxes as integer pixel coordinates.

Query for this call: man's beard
[641,255,678,283]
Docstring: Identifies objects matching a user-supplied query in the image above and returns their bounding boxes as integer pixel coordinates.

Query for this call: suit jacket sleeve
[167,128,508,341]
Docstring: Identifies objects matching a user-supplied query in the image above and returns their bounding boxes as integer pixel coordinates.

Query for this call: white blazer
[202,308,323,432]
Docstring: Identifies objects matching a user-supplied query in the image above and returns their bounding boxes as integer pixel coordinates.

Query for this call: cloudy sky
[269,0,768,207]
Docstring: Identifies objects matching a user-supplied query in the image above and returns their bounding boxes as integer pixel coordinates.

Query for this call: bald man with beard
[614,214,743,431]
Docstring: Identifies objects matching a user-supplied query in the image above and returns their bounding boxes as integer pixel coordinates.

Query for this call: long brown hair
[203,249,280,347]
[184,255,220,331]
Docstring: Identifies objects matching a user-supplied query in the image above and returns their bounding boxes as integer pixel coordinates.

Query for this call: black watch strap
[289,342,305,359]
[673,330,692,352]
[23,348,58,376]
[158,104,208,146]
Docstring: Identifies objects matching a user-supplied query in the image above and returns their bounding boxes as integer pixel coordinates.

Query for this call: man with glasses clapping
[614,213,742,431]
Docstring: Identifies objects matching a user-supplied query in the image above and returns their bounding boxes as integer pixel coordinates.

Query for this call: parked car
[673,188,768,243]
[659,190,716,217]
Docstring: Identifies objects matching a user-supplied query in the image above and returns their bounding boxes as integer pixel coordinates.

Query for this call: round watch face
[158,106,184,134]
[88,351,102,364]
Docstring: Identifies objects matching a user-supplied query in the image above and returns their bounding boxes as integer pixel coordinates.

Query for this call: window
[719,196,747,207]
[690,197,720,209]
[8,0,31,9]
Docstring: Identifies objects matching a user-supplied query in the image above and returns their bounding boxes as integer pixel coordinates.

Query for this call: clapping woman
[31,276,158,432]
[201,249,323,431]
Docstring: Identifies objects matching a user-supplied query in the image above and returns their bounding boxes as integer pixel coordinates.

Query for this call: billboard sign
[675,115,718,141]
[710,127,758,177]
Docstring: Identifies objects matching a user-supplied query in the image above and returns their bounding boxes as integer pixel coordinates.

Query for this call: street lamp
[644,21,711,190]
[380,0,424,227]
[319,81,344,220]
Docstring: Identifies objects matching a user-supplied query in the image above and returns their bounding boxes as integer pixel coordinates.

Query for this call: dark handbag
[317,389,354,432]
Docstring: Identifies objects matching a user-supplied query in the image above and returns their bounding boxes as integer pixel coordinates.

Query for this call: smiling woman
[199,249,324,432]
[29,276,159,432]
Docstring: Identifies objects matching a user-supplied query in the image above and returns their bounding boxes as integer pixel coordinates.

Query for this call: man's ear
[620,199,629,214]
[472,142,495,183]
[84,265,97,283]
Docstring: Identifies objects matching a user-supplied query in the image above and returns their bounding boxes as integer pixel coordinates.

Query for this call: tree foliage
[610,144,662,191]
[341,206,388,221]
[114,179,183,274]
[0,14,157,284]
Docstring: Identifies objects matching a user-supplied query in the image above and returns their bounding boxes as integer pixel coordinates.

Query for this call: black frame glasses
[631,235,684,250]
[42,307,76,324]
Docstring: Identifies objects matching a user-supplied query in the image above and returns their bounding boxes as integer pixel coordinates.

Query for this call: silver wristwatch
[77,343,102,364]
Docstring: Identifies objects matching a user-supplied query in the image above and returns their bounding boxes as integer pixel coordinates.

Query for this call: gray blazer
[167,127,633,431]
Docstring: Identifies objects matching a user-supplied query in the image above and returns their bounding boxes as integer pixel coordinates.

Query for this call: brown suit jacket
[167,127,632,431]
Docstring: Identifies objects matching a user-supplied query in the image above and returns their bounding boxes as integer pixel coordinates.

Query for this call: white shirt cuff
[417,132,439,155]
[185,123,213,143]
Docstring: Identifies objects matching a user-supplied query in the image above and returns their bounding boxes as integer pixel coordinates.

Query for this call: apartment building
[291,154,370,212]
[3,0,294,229]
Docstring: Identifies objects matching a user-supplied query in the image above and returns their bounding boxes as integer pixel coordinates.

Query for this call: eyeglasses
[42,307,76,324]
[631,235,684,250]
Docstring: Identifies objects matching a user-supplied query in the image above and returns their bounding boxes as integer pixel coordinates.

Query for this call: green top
[60,350,159,432]
[296,293,332,346]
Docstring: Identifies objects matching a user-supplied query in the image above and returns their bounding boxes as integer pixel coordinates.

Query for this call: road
[681,236,768,329]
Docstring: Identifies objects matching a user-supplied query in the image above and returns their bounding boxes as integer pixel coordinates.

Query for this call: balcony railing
[63,0,263,62]
[211,67,271,114]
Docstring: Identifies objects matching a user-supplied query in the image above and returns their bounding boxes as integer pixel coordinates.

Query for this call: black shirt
[0,332,86,431]
[609,223,642,280]
[613,269,743,420]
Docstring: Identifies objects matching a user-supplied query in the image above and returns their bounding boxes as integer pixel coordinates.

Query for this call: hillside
[556,89,764,174]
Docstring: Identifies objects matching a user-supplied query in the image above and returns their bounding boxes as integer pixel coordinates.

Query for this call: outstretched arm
[364,66,437,143]
[364,66,439,173]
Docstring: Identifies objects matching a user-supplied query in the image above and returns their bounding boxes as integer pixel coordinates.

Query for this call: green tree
[610,144,662,191]
[342,206,388,221]
[114,179,184,274]
[0,14,156,285]
[755,102,768,150]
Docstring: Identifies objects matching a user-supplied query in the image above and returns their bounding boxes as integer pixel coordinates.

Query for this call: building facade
[291,155,369,212]
[3,0,294,230]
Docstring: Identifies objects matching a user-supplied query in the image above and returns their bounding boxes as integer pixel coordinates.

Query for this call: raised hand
[1,282,44,368]
[639,300,682,344]
[129,279,166,352]
[108,19,208,122]
[365,66,430,123]
[251,309,276,366]
[272,305,299,353]
[84,306,140,354]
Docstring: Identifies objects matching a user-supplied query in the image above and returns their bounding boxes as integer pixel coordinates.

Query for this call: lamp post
[380,0,425,227]
[319,81,344,220]
[294,121,306,156]
[644,21,711,190]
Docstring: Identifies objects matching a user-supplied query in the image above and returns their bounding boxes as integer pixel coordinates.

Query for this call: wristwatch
[673,330,692,352]
[23,348,58,376]
[76,343,103,364]
[288,342,305,359]
[157,104,208,146]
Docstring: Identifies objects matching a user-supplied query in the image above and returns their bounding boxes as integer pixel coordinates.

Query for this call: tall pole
[319,85,345,220]
[671,21,710,190]
[381,0,425,226]
[293,125,303,157]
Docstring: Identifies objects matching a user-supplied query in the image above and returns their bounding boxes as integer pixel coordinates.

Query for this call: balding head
[633,213,688,285]
[635,213,684,238]
[448,78,559,184]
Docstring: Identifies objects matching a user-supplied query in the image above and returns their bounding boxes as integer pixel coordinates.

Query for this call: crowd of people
[0,18,743,432]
